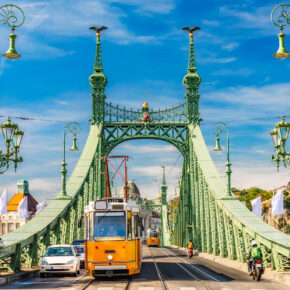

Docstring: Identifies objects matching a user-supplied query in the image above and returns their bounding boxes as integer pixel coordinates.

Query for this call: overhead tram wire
[0,114,288,125]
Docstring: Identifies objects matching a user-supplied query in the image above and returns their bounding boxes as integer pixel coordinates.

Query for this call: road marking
[163,248,220,282]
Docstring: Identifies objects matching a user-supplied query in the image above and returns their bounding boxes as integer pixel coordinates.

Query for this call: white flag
[0,188,8,215]
[18,196,29,219]
[272,188,284,215]
[36,200,46,214]
[251,196,262,218]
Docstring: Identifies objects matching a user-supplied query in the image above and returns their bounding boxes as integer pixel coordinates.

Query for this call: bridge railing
[172,124,290,271]
[0,125,102,271]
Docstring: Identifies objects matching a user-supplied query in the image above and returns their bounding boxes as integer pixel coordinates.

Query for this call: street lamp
[271,4,290,60]
[270,116,290,170]
[0,117,24,174]
[0,4,25,59]
[60,122,81,199]
[212,122,233,198]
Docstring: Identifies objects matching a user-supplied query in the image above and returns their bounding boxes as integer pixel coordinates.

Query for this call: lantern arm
[0,4,25,29]
[271,4,290,29]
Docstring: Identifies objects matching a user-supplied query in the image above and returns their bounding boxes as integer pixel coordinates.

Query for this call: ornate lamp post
[60,122,81,199]
[271,4,290,60]
[270,116,290,171]
[0,117,24,174]
[0,4,25,59]
[212,122,232,198]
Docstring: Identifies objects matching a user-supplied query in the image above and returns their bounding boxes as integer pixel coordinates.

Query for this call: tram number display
[95,200,107,210]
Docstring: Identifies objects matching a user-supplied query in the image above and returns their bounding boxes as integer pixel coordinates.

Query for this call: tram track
[160,247,215,290]
[149,247,168,290]
[80,276,132,290]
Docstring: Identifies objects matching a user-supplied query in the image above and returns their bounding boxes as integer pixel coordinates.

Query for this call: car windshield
[72,240,85,245]
[75,247,85,254]
[94,211,126,238]
[150,232,158,238]
[45,247,74,257]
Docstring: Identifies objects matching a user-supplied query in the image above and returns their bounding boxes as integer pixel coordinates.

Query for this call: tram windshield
[94,211,126,238]
[150,232,158,238]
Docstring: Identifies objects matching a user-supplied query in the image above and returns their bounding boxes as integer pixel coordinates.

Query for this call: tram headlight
[107,255,113,260]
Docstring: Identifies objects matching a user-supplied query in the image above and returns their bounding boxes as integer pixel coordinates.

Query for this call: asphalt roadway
[0,246,288,290]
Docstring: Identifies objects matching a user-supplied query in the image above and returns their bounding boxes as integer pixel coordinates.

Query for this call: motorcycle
[187,248,193,259]
[251,258,264,281]
[244,252,264,281]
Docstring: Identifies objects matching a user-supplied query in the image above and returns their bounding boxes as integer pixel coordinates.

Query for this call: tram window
[94,212,126,238]
[150,231,158,238]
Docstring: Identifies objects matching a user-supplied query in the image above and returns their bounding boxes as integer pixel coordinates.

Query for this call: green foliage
[232,187,289,212]
[232,187,272,211]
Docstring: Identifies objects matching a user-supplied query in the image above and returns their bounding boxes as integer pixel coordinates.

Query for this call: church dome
[120,181,141,201]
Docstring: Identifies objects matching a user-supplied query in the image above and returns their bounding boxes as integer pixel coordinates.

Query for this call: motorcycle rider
[247,240,263,275]
[186,240,194,250]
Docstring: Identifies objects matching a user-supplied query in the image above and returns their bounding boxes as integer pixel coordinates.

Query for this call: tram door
[133,214,141,270]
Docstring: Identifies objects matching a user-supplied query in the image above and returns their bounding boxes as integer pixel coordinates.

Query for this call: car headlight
[41,260,49,266]
[66,259,75,265]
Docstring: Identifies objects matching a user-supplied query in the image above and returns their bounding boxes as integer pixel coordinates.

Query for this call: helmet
[251,240,258,246]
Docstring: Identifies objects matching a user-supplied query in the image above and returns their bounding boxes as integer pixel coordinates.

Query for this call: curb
[170,245,290,287]
[0,269,39,286]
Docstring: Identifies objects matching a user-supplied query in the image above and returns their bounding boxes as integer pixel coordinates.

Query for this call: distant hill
[232,186,290,234]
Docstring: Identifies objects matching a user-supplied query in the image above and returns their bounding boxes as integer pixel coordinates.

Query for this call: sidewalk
[0,269,39,286]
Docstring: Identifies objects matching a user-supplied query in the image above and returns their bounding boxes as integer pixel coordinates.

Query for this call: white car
[40,245,80,278]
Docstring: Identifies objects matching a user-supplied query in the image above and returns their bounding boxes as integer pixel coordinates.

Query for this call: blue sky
[0,0,289,202]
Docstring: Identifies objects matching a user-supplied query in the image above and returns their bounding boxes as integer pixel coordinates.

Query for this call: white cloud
[222,42,239,51]
[199,57,236,64]
[202,20,220,26]
[212,68,254,77]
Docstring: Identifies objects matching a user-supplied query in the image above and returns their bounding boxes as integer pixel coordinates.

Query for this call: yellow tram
[84,197,142,277]
[146,228,160,247]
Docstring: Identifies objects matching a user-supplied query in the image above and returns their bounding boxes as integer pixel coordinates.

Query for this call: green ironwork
[60,122,81,199]
[271,4,290,59]
[0,26,289,273]
[0,117,24,174]
[0,4,25,59]
[212,122,233,198]
[270,116,290,170]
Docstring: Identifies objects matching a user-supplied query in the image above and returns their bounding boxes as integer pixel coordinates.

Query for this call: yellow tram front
[84,198,142,277]
[146,229,160,247]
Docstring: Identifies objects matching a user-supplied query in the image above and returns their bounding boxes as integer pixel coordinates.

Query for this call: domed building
[120,181,142,203]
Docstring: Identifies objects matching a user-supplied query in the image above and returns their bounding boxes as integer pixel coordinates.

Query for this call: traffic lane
[129,246,163,289]
[0,269,87,290]
[167,247,290,290]
[151,247,209,289]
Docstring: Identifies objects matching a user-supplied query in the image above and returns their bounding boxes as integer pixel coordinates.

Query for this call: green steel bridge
[0,30,289,273]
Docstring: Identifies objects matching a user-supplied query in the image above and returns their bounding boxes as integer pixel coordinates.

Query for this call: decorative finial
[142,102,149,109]
[89,26,108,73]
[182,26,200,72]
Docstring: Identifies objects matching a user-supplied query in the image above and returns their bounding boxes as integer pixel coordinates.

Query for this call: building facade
[0,180,38,236]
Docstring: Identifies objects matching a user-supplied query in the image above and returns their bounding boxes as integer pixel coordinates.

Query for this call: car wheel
[40,273,46,278]
[73,271,77,277]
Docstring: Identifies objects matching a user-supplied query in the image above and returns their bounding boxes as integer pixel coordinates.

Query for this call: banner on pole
[251,196,262,218]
